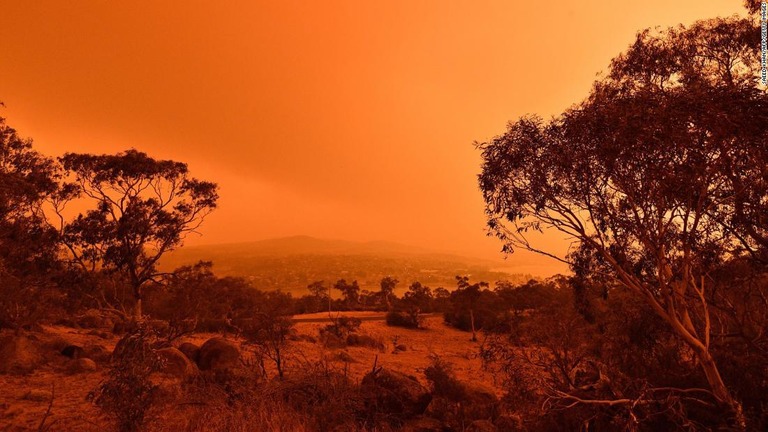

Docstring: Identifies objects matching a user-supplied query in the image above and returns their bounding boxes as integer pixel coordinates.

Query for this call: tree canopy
[477,16,765,427]
[57,149,219,319]
[0,111,62,328]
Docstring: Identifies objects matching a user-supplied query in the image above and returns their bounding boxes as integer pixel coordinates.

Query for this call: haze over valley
[160,235,537,295]
[0,1,764,431]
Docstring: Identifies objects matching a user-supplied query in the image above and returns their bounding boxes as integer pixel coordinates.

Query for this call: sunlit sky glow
[0,1,747,275]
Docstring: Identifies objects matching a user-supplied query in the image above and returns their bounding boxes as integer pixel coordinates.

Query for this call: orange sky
[0,1,748,275]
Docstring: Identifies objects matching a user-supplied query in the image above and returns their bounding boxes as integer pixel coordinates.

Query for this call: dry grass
[0,315,493,431]
[291,315,497,388]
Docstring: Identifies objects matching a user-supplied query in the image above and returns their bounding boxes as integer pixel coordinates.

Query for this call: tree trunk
[470,309,477,342]
[133,284,143,321]
[134,298,142,321]
[276,350,284,379]
[663,298,745,429]
[696,348,746,430]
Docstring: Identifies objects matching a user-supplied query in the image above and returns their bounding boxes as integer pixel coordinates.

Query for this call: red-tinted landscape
[1,1,767,431]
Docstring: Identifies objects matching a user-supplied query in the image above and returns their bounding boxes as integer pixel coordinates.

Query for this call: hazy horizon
[161,233,559,276]
[0,3,764,430]
[0,1,744,276]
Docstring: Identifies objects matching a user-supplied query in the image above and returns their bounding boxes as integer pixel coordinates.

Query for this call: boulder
[361,368,431,417]
[461,384,499,421]
[426,384,500,425]
[331,351,357,363]
[467,420,497,432]
[154,379,184,401]
[424,397,452,421]
[69,357,97,373]
[177,342,200,363]
[494,414,524,431]
[0,332,44,374]
[197,338,241,371]
[38,333,71,357]
[157,347,197,378]
[394,344,408,352]
[23,389,53,402]
[83,344,111,363]
[402,416,445,432]
[61,345,85,359]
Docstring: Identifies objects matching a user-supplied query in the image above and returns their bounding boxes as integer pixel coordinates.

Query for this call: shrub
[320,316,361,339]
[385,309,422,329]
[424,355,466,402]
[346,333,385,351]
[242,315,294,379]
[88,324,163,432]
[423,356,500,428]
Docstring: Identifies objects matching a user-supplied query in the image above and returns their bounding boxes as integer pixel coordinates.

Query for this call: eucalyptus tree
[333,279,360,309]
[478,15,763,427]
[379,276,399,309]
[0,111,61,327]
[58,149,218,320]
[450,276,488,342]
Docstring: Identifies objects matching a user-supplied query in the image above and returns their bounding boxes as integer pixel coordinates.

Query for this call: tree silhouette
[379,276,399,310]
[307,280,328,299]
[451,276,488,342]
[743,0,761,14]
[333,279,360,309]
[478,15,763,427]
[403,281,433,313]
[307,280,330,313]
[0,111,62,328]
[57,149,218,320]
[242,290,295,379]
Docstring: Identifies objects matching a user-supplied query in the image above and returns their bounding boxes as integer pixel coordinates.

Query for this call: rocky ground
[0,314,501,432]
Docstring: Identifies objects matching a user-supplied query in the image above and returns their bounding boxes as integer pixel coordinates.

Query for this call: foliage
[321,316,362,341]
[147,262,270,328]
[379,276,399,310]
[57,149,219,319]
[383,282,430,329]
[0,112,62,329]
[88,324,163,432]
[481,278,729,430]
[431,287,451,313]
[477,14,764,426]
[241,290,295,379]
[402,281,434,312]
[385,309,422,329]
[306,280,328,299]
[424,355,466,402]
[443,276,496,338]
[333,279,361,309]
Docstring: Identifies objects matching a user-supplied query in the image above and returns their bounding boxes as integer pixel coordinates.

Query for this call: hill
[159,236,535,295]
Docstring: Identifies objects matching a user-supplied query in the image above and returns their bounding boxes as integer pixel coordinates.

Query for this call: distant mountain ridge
[166,235,509,264]
[183,235,433,257]
[159,235,534,294]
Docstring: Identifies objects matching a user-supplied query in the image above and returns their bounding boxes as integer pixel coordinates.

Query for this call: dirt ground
[290,315,496,386]
[0,315,496,431]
